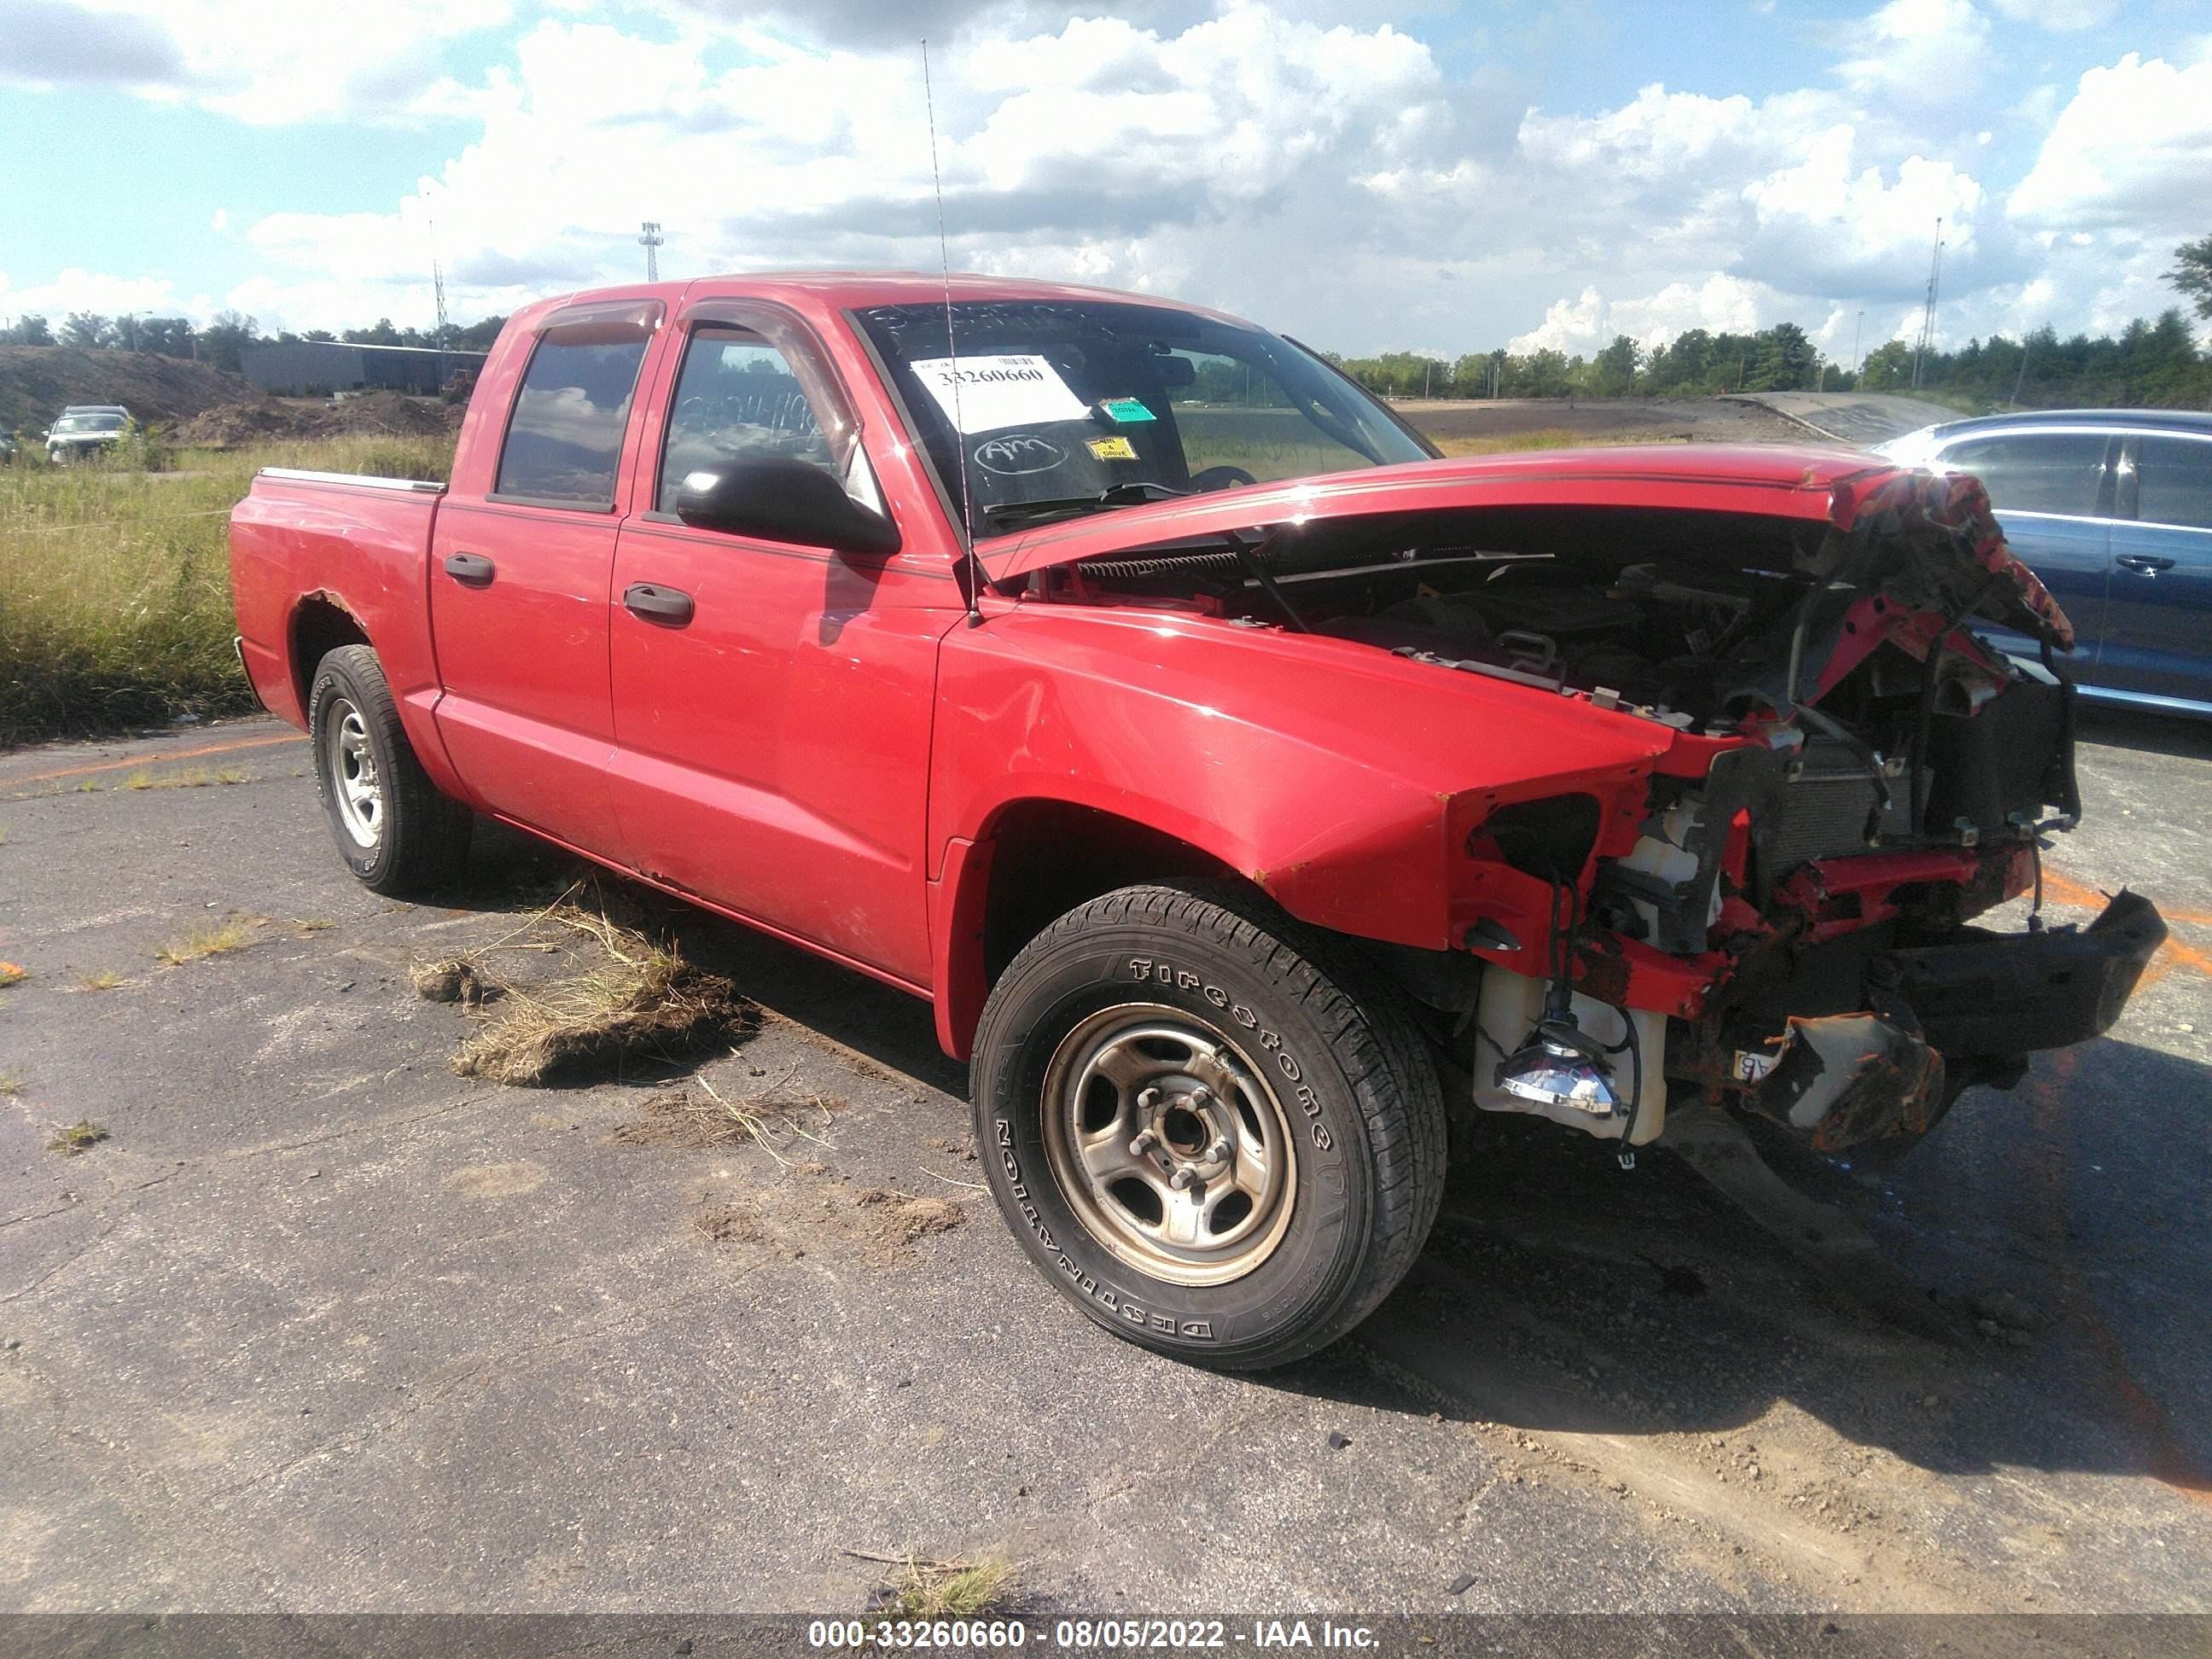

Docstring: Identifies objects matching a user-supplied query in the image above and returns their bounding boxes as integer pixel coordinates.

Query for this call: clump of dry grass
[440,899,748,1086]
[0,1070,24,1095]
[47,1120,109,1156]
[73,968,126,992]
[155,914,266,965]
[864,1553,1016,1620]
[0,960,26,987]
[121,765,254,791]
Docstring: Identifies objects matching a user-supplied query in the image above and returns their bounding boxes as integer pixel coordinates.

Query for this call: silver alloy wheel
[323,696,383,849]
[1039,1002,1297,1287]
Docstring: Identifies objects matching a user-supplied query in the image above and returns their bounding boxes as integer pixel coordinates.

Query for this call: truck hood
[979,445,2072,649]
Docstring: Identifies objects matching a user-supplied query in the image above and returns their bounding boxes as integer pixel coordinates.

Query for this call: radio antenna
[923,38,985,622]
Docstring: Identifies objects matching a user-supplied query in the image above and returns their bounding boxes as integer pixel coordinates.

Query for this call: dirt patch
[1400,395,1807,448]
[168,390,461,448]
[692,1172,968,1266]
[608,1082,841,1155]
[0,344,258,433]
[442,1161,550,1200]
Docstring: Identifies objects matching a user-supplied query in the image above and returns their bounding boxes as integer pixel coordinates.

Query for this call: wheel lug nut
[1187,1086,1213,1106]
[1137,1086,1161,1110]
[1207,1138,1231,1161]
[1170,1167,1197,1190]
[1130,1130,1158,1155]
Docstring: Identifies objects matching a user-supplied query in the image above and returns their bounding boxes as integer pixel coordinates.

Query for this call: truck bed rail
[258,467,446,494]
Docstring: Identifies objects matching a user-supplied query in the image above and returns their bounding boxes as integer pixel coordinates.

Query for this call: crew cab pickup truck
[230,273,2165,1366]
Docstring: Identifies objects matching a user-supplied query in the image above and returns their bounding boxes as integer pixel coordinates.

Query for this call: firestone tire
[971,881,1447,1370]
[307,644,472,896]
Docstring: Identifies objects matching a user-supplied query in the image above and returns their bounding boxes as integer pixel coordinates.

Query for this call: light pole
[1853,310,1864,377]
[638,221,664,282]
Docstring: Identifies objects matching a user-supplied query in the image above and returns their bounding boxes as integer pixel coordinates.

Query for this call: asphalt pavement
[1,712,2208,1618]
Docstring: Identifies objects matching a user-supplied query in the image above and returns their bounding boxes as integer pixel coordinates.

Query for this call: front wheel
[308,644,472,895]
[971,882,1447,1369]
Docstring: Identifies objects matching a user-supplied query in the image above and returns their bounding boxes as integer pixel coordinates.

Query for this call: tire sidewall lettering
[975,942,1372,1353]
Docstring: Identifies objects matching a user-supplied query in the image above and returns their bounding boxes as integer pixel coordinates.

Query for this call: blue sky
[3,0,2209,359]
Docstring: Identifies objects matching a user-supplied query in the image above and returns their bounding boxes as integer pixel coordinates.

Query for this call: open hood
[980,445,2072,650]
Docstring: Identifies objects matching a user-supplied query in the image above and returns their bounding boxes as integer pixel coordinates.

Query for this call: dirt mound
[170,390,463,448]
[0,346,259,434]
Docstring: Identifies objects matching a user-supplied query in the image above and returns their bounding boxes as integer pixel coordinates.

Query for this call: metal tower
[429,216,452,390]
[1912,218,1945,391]
[639,221,664,282]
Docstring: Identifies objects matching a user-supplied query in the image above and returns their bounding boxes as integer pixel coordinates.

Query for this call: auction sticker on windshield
[911,354,1091,434]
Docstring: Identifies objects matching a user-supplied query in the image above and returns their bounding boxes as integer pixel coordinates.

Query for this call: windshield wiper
[981,480,1190,529]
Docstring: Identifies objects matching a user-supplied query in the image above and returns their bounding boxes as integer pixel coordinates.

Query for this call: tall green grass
[0,434,456,746]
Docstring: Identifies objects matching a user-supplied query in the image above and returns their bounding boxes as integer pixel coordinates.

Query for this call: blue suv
[1876,410,2212,718]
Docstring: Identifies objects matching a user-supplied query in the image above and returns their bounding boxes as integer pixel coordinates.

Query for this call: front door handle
[2116,554,2176,576]
[443,551,495,586]
[622,582,696,626]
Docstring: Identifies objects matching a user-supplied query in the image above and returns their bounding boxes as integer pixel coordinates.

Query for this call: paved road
[2,714,2209,1617]
[1731,393,1963,449]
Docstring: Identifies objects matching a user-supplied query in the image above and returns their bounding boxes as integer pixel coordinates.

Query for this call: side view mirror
[673,457,900,557]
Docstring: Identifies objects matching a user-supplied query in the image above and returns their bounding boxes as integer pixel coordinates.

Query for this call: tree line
[1327,308,2210,410]
[1330,236,2212,410]
[0,311,509,375]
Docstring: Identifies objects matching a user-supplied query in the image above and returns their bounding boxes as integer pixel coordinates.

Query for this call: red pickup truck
[230,273,2163,1366]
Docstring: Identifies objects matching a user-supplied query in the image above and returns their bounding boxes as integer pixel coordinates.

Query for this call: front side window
[494,327,652,505]
[657,328,838,511]
[1942,432,2110,519]
[2134,435,2212,531]
[853,300,1432,533]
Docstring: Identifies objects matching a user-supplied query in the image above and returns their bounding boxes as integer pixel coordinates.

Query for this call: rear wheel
[308,644,471,894]
[972,881,1447,1369]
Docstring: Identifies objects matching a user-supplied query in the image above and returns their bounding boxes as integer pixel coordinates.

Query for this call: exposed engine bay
[1028,494,2162,1167]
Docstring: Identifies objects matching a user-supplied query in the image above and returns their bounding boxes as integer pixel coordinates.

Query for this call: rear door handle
[2116,554,2175,575]
[443,551,495,586]
[622,582,696,626]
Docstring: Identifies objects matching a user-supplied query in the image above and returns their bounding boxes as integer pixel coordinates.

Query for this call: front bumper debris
[1746,1010,1946,1152]
[1739,888,2165,1151]
[1879,887,2166,1057]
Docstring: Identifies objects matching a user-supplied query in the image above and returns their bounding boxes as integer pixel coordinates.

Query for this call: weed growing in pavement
[870,1555,1016,1620]
[46,1120,109,1155]
[154,914,266,965]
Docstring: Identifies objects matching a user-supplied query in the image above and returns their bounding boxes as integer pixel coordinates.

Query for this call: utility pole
[1852,310,1865,376]
[2011,336,2031,409]
[638,221,664,283]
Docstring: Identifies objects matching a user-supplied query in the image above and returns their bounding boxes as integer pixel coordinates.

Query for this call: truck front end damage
[1000,451,2167,1284]
[1436,469,2166,1170]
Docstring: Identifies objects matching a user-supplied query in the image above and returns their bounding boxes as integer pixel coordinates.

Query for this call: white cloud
[3,0,515,122]
[1507,275,1768,355]
[1986,0,2118,29]
[0,269,211,322]
[2006,51,2212,236]
[1837,0,1993,107]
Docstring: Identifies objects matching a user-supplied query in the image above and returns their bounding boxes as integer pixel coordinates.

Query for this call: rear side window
[494,329,652,506]
[2135,436,2212,531]
[1941,433,2110,518]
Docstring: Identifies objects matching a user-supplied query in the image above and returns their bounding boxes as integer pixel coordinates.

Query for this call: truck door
[1936,429,2116,681]
[2098,432,2212,707]
[428,302,659,855]
[604,301,958,986]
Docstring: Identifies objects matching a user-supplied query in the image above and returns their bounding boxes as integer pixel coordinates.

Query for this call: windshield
[853,300,1433,532]
[55,415,125,434]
